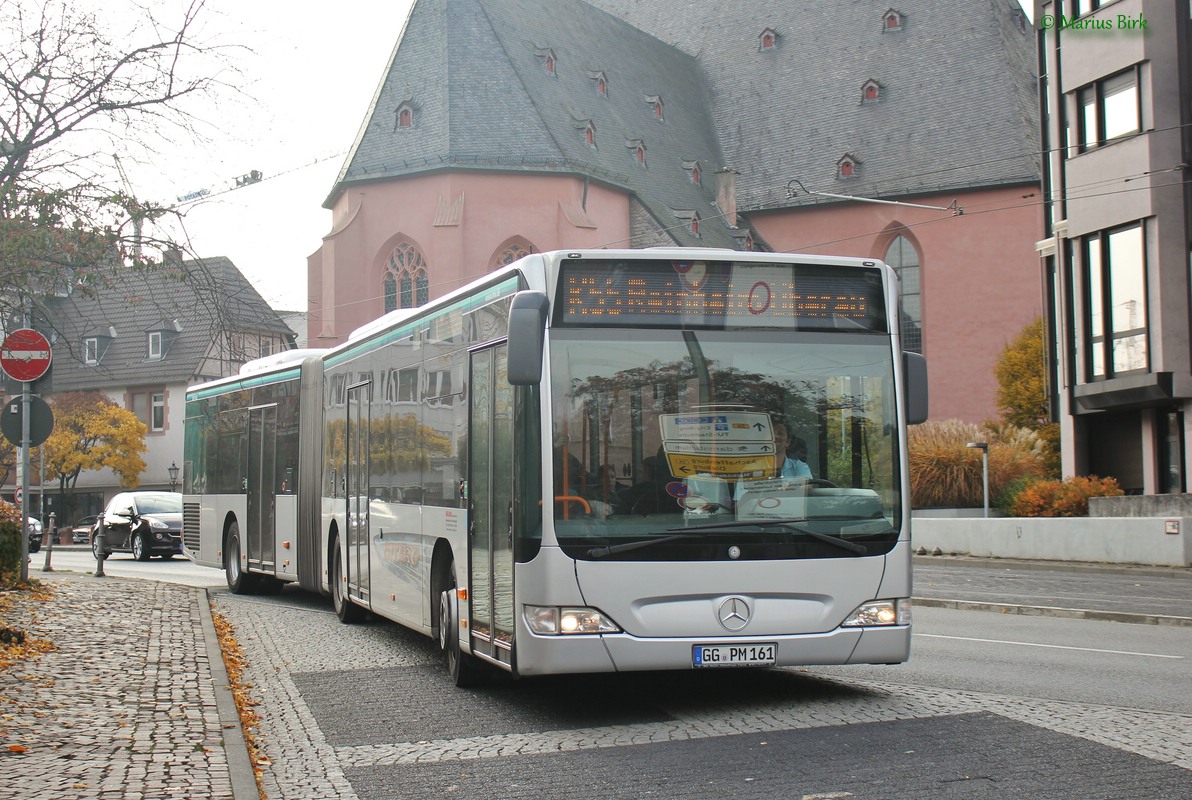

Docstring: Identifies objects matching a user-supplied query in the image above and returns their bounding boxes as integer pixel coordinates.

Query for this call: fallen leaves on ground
[211,605,269,800]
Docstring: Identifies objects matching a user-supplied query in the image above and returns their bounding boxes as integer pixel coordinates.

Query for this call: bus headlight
[842,599,911,627]
[525,606,621,635]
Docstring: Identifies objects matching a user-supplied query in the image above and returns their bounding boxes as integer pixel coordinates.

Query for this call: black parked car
[92,491,183,561]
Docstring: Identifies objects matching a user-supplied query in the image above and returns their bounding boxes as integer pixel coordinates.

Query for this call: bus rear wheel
[437,561,484,686]
[224,522,259,595]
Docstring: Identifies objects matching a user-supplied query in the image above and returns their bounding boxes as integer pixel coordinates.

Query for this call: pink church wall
[750,185,1042,424]
[307,172,631,345]
[308,175,1040,425]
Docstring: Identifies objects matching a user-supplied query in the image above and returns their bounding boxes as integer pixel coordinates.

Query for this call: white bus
[183,248,927,685]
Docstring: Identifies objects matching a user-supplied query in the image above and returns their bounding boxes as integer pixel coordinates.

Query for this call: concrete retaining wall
[910,516,1192,567]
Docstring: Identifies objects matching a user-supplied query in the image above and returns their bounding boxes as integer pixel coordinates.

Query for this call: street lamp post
[966,442,989,518]
[168,461,180,492]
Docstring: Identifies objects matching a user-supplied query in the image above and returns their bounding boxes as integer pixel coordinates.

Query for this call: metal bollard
[40,512,55,572]
[94,520,108,578]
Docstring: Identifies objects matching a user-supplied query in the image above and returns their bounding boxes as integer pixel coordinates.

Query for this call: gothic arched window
[885,234,922,353]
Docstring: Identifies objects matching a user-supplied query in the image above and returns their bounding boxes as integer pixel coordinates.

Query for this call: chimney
[715,168,739,229]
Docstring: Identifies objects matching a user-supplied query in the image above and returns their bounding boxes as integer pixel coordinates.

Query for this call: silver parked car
[92,491,183,561]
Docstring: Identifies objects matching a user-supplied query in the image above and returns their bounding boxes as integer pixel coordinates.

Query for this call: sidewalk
[0,571,256,800]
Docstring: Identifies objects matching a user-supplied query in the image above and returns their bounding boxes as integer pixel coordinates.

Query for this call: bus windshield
[548,328,902,561]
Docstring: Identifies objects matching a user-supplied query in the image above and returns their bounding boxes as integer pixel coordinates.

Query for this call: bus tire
[224,521,259,595]
[438,560,484,687]
[331,539,365,623]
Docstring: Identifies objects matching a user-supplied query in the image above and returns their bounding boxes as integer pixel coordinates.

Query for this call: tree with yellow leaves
[38,392,147,522]
[994,317,1060,477]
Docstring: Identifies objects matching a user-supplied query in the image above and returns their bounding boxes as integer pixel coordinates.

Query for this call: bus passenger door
[468,343,515,668]
[346,382,370,605]
[246,404,277,573]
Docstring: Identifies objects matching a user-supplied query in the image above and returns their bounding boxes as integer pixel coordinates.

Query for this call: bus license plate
[692,643,776,668]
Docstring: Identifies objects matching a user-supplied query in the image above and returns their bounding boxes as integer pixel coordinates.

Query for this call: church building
[307,0,1041,424]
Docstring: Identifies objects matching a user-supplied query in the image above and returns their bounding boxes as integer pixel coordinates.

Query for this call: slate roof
[333,0,1038,245]
[39,258,295,392]
[583,0,1040,210]
[334,0,732,247]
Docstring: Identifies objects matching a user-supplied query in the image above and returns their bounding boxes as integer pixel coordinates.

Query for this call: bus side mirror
[508,290,549,385]
[903,351,928,425]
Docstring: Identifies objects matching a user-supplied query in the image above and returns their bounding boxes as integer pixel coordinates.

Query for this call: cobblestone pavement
[4,560,1190,800]
[212,582,1192,800]
[0,573,246,800]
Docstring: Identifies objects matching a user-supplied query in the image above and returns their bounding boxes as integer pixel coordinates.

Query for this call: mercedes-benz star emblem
[718,596,751,631]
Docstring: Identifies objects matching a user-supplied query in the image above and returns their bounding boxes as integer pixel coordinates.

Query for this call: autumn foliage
[908,420,1048,509]
[1006,475,1124,517]
[994,317,1061,477]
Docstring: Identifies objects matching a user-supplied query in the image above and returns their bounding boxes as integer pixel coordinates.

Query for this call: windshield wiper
[666,518,868,556]
[587,533,705,558]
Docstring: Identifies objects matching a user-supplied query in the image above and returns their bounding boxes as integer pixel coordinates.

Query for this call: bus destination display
[558,259,887,330]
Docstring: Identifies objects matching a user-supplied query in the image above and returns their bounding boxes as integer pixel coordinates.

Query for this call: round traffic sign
[1,328,52,382]
[1,395,54,448]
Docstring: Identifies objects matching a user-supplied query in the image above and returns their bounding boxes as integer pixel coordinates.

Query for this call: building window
[148,331,162,360]
[861,79,882,104]
[1083,223,1147,378]
[590,71,608,97]
[497,243,530,266]
[690,213,701,237]
[1078,68,1139,151]
[885,235,922,353]
[383,242,429,312]
[837,154,859,179]
[538,48,557,77]
[883,9,904,31]
[129,388,166,433]
[1071,0,1102,15]
[644,94,664,121]
[584,120,597,147]
[84,337,99,365]
[759,28,778,50]
[396,103,414,129]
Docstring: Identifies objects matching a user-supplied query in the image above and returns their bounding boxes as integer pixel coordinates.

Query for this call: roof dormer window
[626,139,647,166]
[861,79,883,104]
[584,120,597,147]
[396,102,414,129]
[759,28,779,50]
[536,47,558,77]
[590,70,608,97]
[683,160,702,185]
[690,212,701,236]
[85,337,100,366]
[644,94,664,121]
[883,9,904,31]
[837,154,860,179]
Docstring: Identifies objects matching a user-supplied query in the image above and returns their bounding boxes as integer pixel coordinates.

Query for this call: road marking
[915,633,1183,659]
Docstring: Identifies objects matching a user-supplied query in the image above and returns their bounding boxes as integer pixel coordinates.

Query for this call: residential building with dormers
[2,256,295,526]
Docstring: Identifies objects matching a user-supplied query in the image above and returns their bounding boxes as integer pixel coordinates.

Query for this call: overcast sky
[123,0,1032,313]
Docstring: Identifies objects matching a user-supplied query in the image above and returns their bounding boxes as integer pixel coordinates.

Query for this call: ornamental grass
[908,419,1048,509]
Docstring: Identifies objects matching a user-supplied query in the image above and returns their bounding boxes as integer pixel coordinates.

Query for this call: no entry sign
[1,328,52,382]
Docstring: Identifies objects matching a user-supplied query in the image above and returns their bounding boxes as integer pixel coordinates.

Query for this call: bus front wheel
[437,561,484,687]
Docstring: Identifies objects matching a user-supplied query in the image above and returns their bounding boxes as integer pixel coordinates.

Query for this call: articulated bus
[183,248,928,685]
